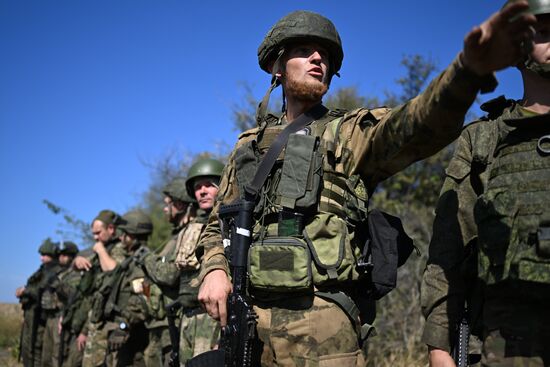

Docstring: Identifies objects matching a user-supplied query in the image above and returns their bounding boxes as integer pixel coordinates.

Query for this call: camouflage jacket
[420,98,550,351]
[196,56,497,284]
[177,210,209,309]
[141,224,183,328]
[70,240,126,335]
[98,242,149,327]
[19,261,62,311]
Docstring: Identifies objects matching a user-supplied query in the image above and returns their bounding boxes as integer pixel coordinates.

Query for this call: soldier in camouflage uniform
[421,1,550,366]
[40,241,80,367]
[77,210,128,367]
[54,242,85,367]
[178,158,223,364]
[139,176,197,366]
[16,239,61,367]
[195,6,537,367]
[100,210,153,367]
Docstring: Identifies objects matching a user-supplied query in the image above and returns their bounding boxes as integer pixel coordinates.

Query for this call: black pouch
[361,209,415,299]
[537,219,550,259]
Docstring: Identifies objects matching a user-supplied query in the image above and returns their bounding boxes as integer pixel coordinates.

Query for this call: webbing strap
[245,104,328,200]
[315,291,375,341]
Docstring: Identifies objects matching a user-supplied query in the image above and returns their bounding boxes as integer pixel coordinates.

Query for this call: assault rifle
[186,199,260,367]
[165,300,182,367]
[451,307,470,367]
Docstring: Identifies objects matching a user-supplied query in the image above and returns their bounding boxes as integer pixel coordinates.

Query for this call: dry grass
[0,303,23,366]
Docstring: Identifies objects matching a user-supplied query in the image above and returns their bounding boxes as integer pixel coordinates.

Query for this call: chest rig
[474,113,550,287]
[232,108,371,294]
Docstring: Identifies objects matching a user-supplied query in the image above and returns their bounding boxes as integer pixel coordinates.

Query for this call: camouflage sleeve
[121,265,149,325]
[349,55,496,188]
[109,242,128,264]
[195,149,239,283]
[143,251,180,287]
[420,126,479,351]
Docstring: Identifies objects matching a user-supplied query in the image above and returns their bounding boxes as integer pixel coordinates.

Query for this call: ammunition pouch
[248,237,312,293]
[248,213,363,293]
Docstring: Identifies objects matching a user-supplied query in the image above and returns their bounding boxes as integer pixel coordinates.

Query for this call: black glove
[108,327,129,351]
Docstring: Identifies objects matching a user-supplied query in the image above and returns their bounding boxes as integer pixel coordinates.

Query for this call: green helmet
[504,0,550,14]
[505,0,550,77]
[39,238,59,257]
[529,0,550,14]
[185,158,225,198]
[258,10,343,76]
[59,241,79,256]
[118,210,153,236]
[163,177,195,203]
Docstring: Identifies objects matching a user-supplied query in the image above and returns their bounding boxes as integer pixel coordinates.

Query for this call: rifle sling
[244,103,328,200]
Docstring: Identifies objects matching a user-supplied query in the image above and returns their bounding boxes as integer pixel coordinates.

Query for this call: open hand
[462,0,536,75]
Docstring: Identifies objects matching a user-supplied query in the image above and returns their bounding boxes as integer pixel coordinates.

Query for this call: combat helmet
[118,210,153,236]
[258,10,344,77]
[59,241,79,256]
[163,176,195,203]
[185,158,225,198]
[39,238,59,256]
[525,0,550,15]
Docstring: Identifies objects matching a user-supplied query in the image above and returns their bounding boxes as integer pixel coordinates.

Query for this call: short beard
[284,77,328,103]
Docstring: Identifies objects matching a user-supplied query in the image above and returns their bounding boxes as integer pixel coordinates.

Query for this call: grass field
[0,303,22,367]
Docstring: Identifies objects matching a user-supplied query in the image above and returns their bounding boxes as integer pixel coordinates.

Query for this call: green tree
[139,148,229,251]
[42,199,94,247]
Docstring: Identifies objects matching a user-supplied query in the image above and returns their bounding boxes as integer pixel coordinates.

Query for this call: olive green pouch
[303,213,356,285]
[248,237,312,292]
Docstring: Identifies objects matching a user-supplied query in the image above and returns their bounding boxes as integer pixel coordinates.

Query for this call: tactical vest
[232,109,378,294]
[178,213,209,309]
[474,111,550,286]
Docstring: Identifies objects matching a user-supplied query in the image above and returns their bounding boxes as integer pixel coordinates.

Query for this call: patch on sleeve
[131,278,144,294]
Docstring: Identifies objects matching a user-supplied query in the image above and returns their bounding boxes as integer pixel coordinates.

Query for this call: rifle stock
[186,199,259,367]
[165,300,182,367]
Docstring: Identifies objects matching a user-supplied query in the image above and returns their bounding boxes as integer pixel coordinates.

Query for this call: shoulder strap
[245,103,328,199]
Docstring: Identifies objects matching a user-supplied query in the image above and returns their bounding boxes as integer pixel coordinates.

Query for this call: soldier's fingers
[464,26,483,50]
[507,15,537,38]
[218,298,228,327]
[500,0,530,22]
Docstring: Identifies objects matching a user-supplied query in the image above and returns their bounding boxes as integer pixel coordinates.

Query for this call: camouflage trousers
[61,333,84,367]
[41,315,60,367]
[144,325,171,367]
[254,295,366,367]
[481,329,550,366]
[82,321,109,367]
[179,310,221,364]
[480,294,550,366]
[20,308,45,367]
[103,323,148,367]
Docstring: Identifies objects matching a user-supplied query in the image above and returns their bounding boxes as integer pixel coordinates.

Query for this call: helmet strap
[525,57,550,79]
[256,49,285,125]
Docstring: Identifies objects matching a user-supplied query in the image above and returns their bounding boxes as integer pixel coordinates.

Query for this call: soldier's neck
[284,98,322,122]
[520,73,550,114]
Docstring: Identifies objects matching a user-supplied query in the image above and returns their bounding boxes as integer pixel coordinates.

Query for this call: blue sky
[0,1,523,302]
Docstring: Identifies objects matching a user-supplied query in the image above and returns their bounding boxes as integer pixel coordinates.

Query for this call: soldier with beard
[195,5,537,366]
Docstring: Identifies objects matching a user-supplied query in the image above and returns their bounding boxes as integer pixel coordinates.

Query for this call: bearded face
[279,43,331,104]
